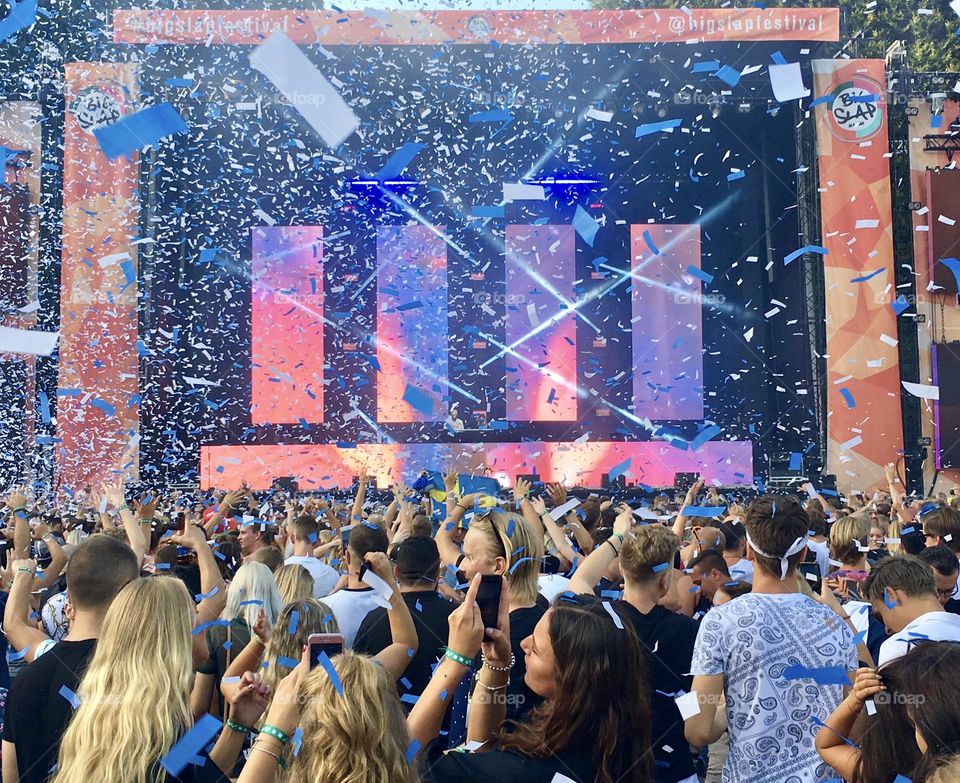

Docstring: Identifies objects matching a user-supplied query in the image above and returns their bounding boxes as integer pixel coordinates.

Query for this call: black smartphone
[308,633,345,668]
[175,512,186,533]
[476,574,503,642]
[358,561,369,584]
[798,561,822,594]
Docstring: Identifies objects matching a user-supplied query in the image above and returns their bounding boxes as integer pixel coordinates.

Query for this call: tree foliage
[589,0,960,72]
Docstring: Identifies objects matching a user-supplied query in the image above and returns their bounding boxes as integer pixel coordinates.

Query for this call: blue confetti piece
[683,506,726,518]
[642,229,660,256]
[402,384,434,417]
[939,257,960,291]
[90,398,116,417]
[636,119,682,138]
[405,738,421,763]
[375,141,425,180]
[850,268,885,283]
[161,713,222,776]
[288,610,300,635]
[727,170,746,182]
[715,64,741,87]
[293,727,302,757]
[884,591,898,609]
[509,556,534,574]
[892,294,910,316]
[652,562,670,573]
[784,245,828,266]
[840,388,856,409]
[59,685,81,709]
[194,586,220,602]
[691,60,720,73]
[6,645,28,663]
[193,619,231,636]
[789,452,803,471]
[317,650,343,695]
[572,205,599,246]
[782,664,850,686]
[277,655,300,669]
[239,599,263,607]
[400,693,419,704]
[809,95,832,108]
[38,390,51,424]
[94,103,188,160]
[472,205,504,218]
[0,0,37,44]
[771,50,788,65]
[686,265,713,285]
[608,457,631,482]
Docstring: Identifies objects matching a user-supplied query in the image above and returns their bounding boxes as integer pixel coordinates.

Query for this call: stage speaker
[272,476,299,493]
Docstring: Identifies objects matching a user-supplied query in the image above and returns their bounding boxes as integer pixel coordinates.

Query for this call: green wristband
[444,647,473,667]
[226,718,255,735]
[611,531,625,544]
[260,724,291,745]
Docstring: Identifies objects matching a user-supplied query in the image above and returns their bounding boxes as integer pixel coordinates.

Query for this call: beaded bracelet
[444,647,473,667]
[481,653,514,673]
[117,504,131,514]
[260,724,291,745]
[226,718,255,735]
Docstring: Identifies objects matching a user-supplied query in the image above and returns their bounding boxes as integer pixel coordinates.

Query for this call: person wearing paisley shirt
[684,496,856,783]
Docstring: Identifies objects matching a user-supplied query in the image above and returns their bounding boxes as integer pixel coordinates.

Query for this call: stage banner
[812,59,903,487]
[57,63,140,491]
[114,8,839,46]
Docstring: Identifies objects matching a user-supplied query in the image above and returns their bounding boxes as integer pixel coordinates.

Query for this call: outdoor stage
[4,2,949,495]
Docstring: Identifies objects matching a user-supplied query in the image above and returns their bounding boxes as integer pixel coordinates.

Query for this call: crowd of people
[0,463,959,782]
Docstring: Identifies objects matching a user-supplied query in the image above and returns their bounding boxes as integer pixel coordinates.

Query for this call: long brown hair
[497,598,653,783]
[853,653,920,783]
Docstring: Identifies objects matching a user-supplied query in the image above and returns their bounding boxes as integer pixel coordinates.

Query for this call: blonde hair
[275,564,314,605]
[51,577,194,783]
[886,518,903,556]
[288,652,417,783]
[929,754,960,783]
[620,525,678,585]
[829,514,871,565]
[262,599,339,703]
[471,510,543,606]
[222,561,283,629]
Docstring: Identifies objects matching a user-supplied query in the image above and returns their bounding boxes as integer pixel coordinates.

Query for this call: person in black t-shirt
[406,577,653,783]
[48,576,269,783]
[569,509,699,783]
[354,537,455,710]
[686,549,730,621]
[1,535,140,783]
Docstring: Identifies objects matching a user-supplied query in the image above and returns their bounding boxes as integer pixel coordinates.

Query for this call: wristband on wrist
[260,724,291,745]
[226,718,255,735]
[444,647,473,667]
[605,540,620,557]
[481,653,514,672]
[16,567,33,575]
[475,678,509,692]
[117,504,131,514]
[611,531,625,544]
